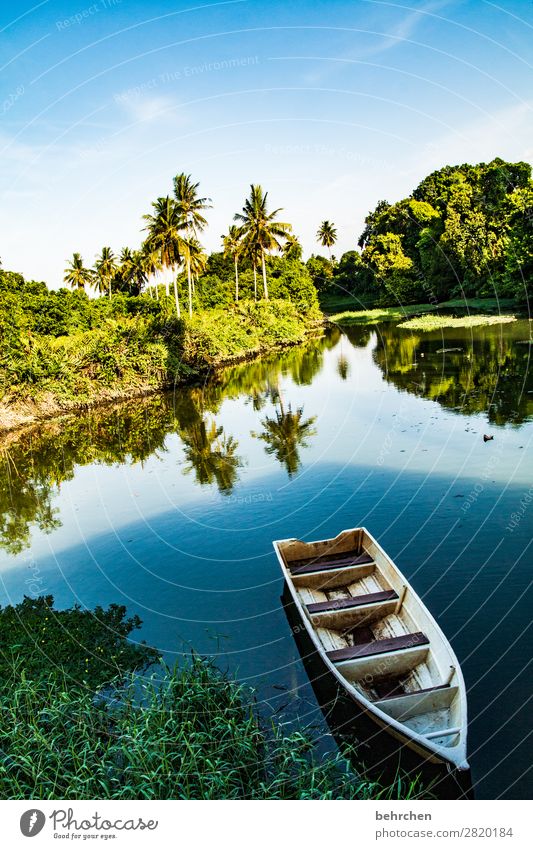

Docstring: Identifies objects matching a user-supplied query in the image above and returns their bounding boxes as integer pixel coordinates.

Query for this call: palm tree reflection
[179,417,242,494]
[252,385,316,477]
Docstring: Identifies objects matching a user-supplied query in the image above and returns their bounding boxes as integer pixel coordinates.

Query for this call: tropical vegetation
[1,157,531,431]
[327,157,532,304]
[0,596,426,800]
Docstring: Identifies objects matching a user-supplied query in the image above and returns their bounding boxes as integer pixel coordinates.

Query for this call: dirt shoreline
[0,328,326,436]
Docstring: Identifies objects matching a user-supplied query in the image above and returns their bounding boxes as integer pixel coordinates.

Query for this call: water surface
[1,319,531,798]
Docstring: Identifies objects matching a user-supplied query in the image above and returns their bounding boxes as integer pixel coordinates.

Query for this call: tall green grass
[1,301,321,413]
[398,314,516,331]
[0,659,426,800]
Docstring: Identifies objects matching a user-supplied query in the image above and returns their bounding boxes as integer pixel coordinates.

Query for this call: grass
[0,597,427,800]
[0,658,427,800]
[320,293,378,314]
[0,300,323,431]
[440,298,519,311]
[398,313,517,331]
[329,303,436,325]
[329,297,521,326]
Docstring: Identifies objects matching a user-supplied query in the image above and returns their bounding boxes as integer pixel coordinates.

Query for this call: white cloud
[115,94,184,125]
[413,100,533,176]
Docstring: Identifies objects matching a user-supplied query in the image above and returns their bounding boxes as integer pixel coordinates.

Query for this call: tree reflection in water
[372,319,532,425]
[1,321,530,554]
[179,417,242,494]
[252,379,317,478]
[0,333,330,553]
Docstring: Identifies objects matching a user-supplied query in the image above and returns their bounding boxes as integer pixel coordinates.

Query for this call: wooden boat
[273,527,469,771]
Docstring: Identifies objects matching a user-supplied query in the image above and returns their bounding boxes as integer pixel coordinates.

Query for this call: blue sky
[1,0,532,286]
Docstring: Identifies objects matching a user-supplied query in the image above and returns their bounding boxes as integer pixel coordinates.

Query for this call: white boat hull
[274,527,469,771]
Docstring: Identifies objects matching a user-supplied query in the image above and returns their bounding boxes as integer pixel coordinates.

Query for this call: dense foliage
[0,267,320,420]
[0,596,424,800]
[0,595,158,688]
[330,158,532,304]
[0,659,426,800]
[0,334,337,555]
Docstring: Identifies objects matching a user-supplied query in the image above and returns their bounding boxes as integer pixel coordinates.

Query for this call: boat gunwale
[274,526,469,771]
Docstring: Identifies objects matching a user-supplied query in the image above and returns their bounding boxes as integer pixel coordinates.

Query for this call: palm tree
[252,399,317,477]
[316,220,337,259]
[143,196,182,317]
[127,250,149,295]
[282,233,303,261]
[94,246,118,299]
[141,241,162,299]
[179,235,207,302]
[63,253,94,291]
[173,173,212,317]
[234,185,292,301]
[117,247,134,292]
[180,417,242,494]
[222,225,243,302]
[188,237,207,289]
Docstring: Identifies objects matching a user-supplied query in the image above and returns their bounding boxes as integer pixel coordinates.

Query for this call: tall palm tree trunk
[234,255,239,302]
[261,251,269,300]
[173,268,181,318]
[253,264,257,302]
[187,260,193,318]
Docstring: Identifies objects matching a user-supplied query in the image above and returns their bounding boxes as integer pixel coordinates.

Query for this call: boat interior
[280,530,464,752]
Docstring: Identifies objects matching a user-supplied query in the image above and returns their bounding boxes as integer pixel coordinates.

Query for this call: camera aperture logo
[20,809,46,837]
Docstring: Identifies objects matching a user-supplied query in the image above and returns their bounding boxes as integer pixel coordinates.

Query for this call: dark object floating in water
[483,435,494,442]
[436,347,463,354]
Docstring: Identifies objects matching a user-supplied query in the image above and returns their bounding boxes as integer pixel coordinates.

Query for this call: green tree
[222,225,243,302]
[63,253,94,291]
[173,173,212,317]
[234,185,292,301]
[143,196,182,316]
[283,234,303,261]
[94,246,118,299]
[316,220,337,259]
[502,185,533,299]
[362,233,416,302]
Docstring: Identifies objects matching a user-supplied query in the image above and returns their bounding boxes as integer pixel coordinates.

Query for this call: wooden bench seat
[373,682,450,702]
[307,589,397,615]
[289,551,374,576]
[327,631,429,663]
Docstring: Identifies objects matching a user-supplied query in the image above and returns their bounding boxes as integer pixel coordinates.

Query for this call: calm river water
[1,319,531,798]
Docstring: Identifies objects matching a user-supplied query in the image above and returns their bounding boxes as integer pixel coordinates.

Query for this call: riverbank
[398,313,518,331]
[328,297,521,325]
[0,300,324,433]
[0,596,424,800]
